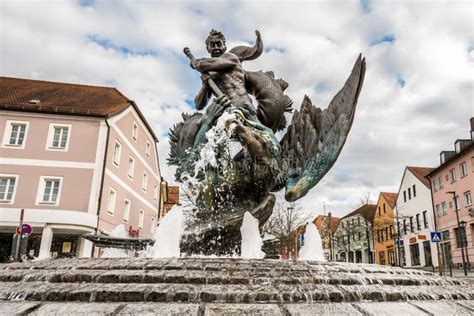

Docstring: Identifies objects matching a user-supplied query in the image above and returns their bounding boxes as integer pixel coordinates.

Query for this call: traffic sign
[16,224,33,236]
[431,231,442,243]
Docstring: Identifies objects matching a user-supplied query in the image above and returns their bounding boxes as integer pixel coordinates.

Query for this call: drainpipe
[93,119,111,257]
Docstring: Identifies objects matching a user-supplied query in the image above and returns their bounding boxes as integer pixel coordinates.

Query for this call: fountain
[299,223,326,262]
[1,30,473,315]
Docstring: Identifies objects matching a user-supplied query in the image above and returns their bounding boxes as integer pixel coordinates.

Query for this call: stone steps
[0,258,473,313]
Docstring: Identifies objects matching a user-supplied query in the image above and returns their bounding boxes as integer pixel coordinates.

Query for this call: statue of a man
[191,30,256,113]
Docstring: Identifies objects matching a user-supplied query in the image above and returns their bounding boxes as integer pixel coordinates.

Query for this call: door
[423,240,432,266]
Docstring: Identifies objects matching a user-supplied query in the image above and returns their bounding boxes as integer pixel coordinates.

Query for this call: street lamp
[447,191,468,276]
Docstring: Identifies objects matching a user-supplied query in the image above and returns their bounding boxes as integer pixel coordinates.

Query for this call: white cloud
[1,0,472,218]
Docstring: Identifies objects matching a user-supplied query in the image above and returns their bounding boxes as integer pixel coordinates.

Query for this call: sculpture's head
[206,29,226,57]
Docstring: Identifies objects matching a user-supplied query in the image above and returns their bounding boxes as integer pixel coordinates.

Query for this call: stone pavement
[0,258,473,315]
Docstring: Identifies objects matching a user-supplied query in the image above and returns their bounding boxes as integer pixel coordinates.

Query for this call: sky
[1,0,473,219]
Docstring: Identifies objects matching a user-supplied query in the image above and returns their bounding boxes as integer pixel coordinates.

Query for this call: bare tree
[263,201,311,259]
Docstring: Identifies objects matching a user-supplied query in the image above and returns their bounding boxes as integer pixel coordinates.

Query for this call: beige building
[0,77,161,261]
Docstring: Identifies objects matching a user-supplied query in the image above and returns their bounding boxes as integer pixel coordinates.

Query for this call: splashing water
[147,205,185,258]
[298,222,326,261]
[240,212,265,259]
[101,224,129,258]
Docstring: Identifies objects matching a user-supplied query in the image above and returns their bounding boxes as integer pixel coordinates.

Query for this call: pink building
[0,77,161,261]
[427,118,474,268]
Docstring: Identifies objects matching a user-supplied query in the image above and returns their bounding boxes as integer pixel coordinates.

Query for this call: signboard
[418,235,426,240]
[300,234,305,246]
[430,231,442,243]
[409,237,417,244]
[16,224,33,236]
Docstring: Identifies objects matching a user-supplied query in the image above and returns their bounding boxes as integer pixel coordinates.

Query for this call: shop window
[410,243,420,266]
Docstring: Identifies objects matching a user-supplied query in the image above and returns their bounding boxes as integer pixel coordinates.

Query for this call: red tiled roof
[342,204,377,223]
[0,77,131,117]
[380,192,397,208]
[313,215,341,232]
[407,166,433,188]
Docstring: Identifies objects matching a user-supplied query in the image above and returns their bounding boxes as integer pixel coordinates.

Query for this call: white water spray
[147,205,185,258]
[298,222,326,261]
[101,224,128,258]
[240,212,265,259]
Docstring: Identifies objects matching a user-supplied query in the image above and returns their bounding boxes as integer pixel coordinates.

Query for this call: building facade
[314,213,340,261]
[395,166,439,268]
[333,204,376,263]
[427,118,474,269]
[0,77,161,261]
[373,192,398,266]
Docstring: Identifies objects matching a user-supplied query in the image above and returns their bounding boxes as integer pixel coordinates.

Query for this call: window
[412,185,416,197]
[438,176,444,189]
[464,191,472,206]
[3,121,28,148]
[403,191,406,202]
[403,219,407,235]
[449,168,457,183]
[409,217,414,232]
[379,251,386,265]
[383,203,386,213]
[377,230,380,243]
[358,231,362,240]
[139,209,144,229]
[442,230,450,241]
[132,122,138,141]
[460,162,468,177]
[416,214,421,230]
[153,184,158,201]
[123,199,130,222]
[380,229,384,242]
[113,142,121,165]
[0,176,17,203]
[128,157,135,179]
[433,179,438,192]
[38,177,62,205]
[107,189,116,214]
[47,124,71,150]
[385,227,389,240]
[423,211,428,229]
[378,206,381,216]
[151,217,156,234]
[146,141,151,157]
[357,217,360,226]
[441,202,447,215]
[408,188,411,200]
[142,173,148,191]
[410,243,420,266]
[435,204,441,217]
[390,225,394,239]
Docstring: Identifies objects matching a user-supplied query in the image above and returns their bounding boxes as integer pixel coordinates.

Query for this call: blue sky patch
[371,34,396,46]
[265,46,285,54]
[360,0,371,13]
[87,34,158,57]
[396,74,405,88]
[185,98,195,108]
[79,0,94,7]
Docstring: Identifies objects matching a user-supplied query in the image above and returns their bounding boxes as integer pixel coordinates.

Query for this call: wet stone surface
[0,258,474,314]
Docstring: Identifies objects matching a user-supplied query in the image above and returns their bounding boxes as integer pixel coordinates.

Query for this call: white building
[395,166,439,268]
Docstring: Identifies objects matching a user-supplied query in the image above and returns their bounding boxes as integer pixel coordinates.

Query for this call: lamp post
[447,191,467,276]
[460,220,470,270]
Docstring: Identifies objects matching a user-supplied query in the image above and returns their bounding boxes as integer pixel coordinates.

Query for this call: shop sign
[418,235,426,240]
[409,237,417,244]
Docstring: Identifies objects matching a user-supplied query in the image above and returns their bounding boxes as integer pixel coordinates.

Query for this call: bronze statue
[170,30,365,255]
